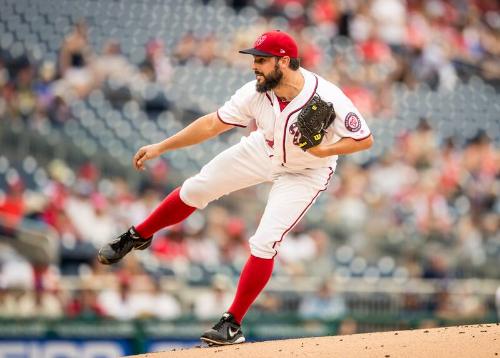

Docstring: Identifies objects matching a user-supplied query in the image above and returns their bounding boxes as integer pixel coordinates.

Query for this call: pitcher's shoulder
[314,76,345,103]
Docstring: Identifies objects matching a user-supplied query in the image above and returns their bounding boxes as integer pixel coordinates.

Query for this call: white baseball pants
[180,131,333,259]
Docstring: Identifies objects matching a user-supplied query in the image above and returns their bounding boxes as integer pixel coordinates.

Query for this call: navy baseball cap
[239,30,298,58]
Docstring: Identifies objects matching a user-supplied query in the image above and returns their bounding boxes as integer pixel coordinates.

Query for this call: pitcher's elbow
[365,134,374,148]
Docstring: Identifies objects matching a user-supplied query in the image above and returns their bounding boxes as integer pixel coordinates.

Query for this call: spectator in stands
[299,280,347,320]
[173,32,197,65]
[92,40,142,89]
[0,287,17,318]
[140,39,174,85]
[252,291,283,315]
[34,61,56,111]
[337,318,358,335]
[196,34,220,66]
[151,224,189,263]
[433,285,486,321]
[186,228,221,267]
[0,248,34,318]
[10,58,37,120]
[218,217,250,265]
[0,177,25,228]
[306,229,334,276]
[65,282,106,318]
[16,264,63,319]
[422,254,450,279]
[193,275,234,321]
[58,20,93,98]
[278,227,317,276]
[147,278,183,320]
[98,273,146,320]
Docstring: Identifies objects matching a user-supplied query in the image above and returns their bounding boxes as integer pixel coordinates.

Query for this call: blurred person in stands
[252,291,282,315]
[295,31,323,71]
[97,274,136,320]
[140,39,174,85]
[402,119,438,169]
[299,280,347,320]
[368,149,418,198]
[218,217,250,266]
[193,275,234,321]
[151,224,189,264]
[370,0,406,51]
[433,285,486,321]
[64,172,117,249]
[185,227,221,267]
[407,169,452,236]
[196,34,220,66]
[65,280,106,319]
[422,254,450,279]
[17,263,63,319]
[100,273,181,320]
[337,318,358,335]
[324,161,370,239]
[126,188,161,228]
[147,278,183,320]
[0,247,34,317]
[307,229,334,276]
[92,39,143,89]
[58,20,93,98]
[34,61,56,108]
[120,255,182,320]
[88,193,117,248]
[173,32,197,65]
[278,226,317,276]
[0,177,25,229]
[8,57,37,120]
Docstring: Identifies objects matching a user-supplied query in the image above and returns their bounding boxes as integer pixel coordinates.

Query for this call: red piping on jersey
[282,76,318,163]
[216,110,247,128]
[271,166,334,259]
[265,93,273,105]
[342,133,372,141]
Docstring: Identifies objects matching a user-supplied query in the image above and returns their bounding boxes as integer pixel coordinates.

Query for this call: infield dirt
[127,323,500,358]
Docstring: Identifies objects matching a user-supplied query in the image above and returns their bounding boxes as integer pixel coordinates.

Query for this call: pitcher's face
[252,56,283,93]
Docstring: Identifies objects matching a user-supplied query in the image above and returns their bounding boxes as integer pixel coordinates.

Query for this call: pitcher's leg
[249,168,333,259]
[180,133,272,209]
[139,137,271,236]
[99,133,271,265]
[225,168,333,323]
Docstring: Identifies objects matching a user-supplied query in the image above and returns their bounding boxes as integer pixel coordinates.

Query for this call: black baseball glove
[296,94,336,151]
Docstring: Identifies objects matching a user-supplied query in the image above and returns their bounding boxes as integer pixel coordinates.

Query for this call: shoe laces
[110,232,129,250]
[213,316,229,330]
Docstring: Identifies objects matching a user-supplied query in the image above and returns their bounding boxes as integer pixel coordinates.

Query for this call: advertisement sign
[0,340,132,358]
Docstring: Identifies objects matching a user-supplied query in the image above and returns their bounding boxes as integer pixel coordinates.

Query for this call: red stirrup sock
[135,187,196,238]
[228,255,274,324]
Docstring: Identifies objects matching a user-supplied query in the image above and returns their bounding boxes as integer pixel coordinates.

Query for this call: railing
[0,214,59,265]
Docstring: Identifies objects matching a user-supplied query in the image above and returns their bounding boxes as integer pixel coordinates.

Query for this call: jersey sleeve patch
[345,112,361,132]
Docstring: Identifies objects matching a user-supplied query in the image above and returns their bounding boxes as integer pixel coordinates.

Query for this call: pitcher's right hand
[133,144,162,171]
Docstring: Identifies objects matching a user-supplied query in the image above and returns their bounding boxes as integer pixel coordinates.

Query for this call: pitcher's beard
[256,65,283,93]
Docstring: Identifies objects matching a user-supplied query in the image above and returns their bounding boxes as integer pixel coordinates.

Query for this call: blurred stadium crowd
[0,0,499,327]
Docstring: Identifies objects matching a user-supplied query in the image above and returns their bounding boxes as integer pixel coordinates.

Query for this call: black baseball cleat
[200,312,246,346]
[97,226,152,265]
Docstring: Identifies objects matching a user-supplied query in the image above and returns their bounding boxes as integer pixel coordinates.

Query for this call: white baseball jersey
[180,67,371,259]
[217,67,371,171]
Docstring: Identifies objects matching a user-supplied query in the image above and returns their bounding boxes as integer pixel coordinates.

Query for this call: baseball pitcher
[98,30,373,346]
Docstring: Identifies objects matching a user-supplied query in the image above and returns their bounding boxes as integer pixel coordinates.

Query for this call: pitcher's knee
[180,177,217,209]
[249,236,279,259]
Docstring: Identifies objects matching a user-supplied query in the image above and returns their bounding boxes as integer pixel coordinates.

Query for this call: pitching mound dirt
[128,324,500,358]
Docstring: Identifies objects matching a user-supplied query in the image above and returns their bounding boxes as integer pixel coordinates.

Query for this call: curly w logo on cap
[240,30,298,58]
